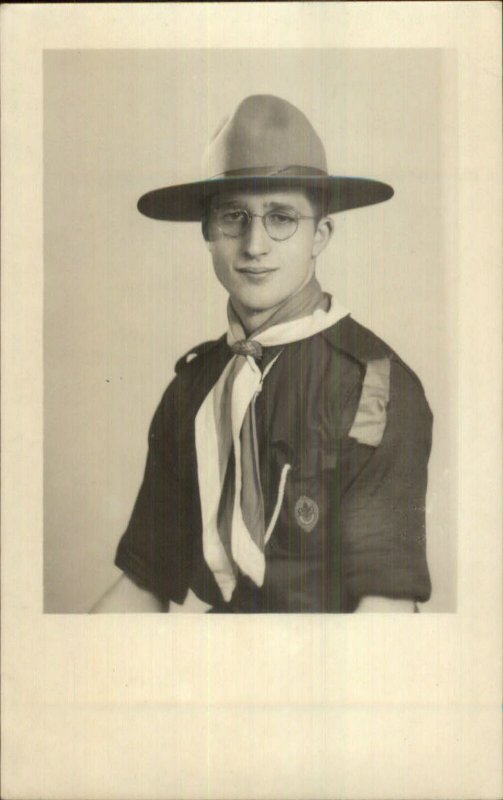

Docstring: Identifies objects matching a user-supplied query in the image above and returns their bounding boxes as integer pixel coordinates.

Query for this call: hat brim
[137,175,394,221]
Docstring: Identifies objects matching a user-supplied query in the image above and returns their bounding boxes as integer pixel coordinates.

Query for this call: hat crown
[137,93,394,221]
[203,95,328,178]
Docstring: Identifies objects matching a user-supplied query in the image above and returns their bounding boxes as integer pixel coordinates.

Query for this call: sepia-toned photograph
[3,4,501,800]
[43,48,457,614]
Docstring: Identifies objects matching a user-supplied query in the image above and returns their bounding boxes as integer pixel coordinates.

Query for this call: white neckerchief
[195,297,349,601]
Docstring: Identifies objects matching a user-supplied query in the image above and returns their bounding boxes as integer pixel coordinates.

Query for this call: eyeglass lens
[215,209,300,241]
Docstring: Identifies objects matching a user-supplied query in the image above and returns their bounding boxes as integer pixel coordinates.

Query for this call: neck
[231,302,281,335]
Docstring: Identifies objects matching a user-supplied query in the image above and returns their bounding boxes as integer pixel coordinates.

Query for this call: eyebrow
[212,199,300,212]
[265,202,299,212]
[212,200,242,210]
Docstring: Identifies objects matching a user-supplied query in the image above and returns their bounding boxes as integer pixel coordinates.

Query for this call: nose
[242,214,271,258]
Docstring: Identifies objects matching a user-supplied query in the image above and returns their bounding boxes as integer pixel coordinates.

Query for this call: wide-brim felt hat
[137,95,394,222]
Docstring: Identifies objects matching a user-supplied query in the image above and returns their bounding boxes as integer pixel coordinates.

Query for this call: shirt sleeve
[114,379,192,604]
[338,357,433,610]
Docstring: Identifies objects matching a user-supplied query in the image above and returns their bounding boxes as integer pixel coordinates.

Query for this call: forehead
[210,189,314,213]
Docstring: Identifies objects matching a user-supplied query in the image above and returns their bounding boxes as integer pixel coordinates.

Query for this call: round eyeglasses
[211,208,317,242]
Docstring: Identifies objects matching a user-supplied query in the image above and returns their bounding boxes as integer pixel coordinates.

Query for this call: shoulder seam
[320,315,392,365]
[321,316,429,400]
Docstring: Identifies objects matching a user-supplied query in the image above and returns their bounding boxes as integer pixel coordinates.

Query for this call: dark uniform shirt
[115,315,432,612]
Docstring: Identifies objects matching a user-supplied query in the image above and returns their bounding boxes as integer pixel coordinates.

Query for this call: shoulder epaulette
[321,315,427,394]
[174,336,226,375]
[321,315,391,365]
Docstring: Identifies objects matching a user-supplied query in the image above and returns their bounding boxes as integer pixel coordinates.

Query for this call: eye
[220,209,248,223]
[267,212,296,225]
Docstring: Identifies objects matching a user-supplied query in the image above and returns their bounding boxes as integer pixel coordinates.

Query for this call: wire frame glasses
[211,208,316,241]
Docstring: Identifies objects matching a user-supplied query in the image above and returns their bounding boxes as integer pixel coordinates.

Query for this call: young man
[93,95,432,614]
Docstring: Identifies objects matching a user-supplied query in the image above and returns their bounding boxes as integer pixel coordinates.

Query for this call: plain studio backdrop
[44,49,456,613]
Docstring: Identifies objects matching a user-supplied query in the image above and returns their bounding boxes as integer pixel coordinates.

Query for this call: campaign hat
[137,94,394,221]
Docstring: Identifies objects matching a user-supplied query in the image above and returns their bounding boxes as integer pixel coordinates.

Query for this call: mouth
[236,267,278,276]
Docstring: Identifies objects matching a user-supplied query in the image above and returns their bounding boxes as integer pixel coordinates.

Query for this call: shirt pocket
[265,441,338,558]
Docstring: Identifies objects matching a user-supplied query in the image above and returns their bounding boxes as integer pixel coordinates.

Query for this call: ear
[311,216,334,258]
[202,218,211,245]
[203,229,216,252]
[203,217,221,250]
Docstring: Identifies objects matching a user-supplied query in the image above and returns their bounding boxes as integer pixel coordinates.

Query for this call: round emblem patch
[294,496,319,532]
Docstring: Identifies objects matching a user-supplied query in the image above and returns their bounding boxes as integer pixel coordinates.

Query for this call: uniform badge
[294,496,319,532]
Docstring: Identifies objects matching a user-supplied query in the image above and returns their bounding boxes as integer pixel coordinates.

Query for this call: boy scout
[93,95,432,613]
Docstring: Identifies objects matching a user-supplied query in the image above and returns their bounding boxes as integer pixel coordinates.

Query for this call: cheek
[209,243,235,286]
[284,241,315,279]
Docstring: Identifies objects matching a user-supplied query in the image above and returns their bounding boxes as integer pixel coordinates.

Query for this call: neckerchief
[195,278,348,601]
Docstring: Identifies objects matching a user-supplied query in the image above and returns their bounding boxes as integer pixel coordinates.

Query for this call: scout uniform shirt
[115,315,433,613]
